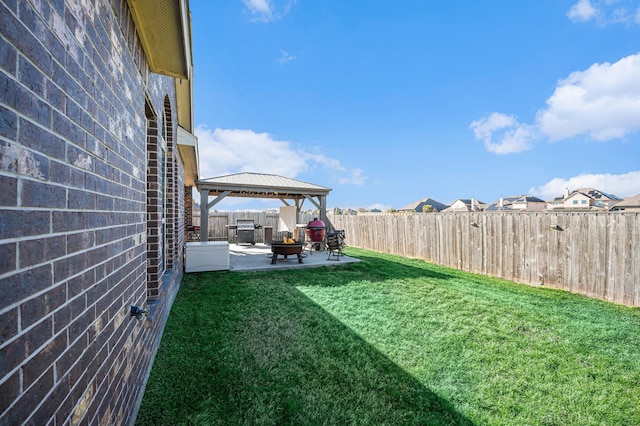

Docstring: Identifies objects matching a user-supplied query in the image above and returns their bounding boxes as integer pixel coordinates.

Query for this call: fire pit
[270,242,305,264]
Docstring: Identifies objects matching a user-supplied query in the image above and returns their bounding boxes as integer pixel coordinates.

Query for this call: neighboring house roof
[566,188,622,202]
[399,197,449,212]
[442,198,487,212]
[609,194,640,211]
[485,195,546,211]
[547,187,623,211]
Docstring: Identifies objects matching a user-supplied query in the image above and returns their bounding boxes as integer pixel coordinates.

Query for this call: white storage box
[185,242,230,272]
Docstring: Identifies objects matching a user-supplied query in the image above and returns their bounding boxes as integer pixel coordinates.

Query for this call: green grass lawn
[135,248,640,426]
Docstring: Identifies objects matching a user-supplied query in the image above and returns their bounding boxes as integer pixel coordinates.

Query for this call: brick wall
[184,188,193,228]
[0,0,187,424]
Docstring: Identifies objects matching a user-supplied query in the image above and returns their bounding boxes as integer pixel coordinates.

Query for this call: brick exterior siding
[0,0,188,424]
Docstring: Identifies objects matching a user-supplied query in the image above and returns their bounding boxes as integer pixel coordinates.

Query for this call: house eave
[126,0,192,79]
[177,126,199,187]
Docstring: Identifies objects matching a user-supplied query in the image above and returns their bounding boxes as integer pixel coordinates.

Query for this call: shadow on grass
[136,258,474,425]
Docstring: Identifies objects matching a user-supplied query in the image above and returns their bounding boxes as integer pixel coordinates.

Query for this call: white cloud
[242,0,297,23]
[277,50,296,64]
[194,125,365,185]
[567,0,598,22]
[243,0,271,14]
[195,126,305,179]
[536,53,640,141]
[367,203,391,212]
[338,168,366,185]
[529,171,640,200]
[471,53,640,153]
[567,0,640,25]
[469,112,536,154]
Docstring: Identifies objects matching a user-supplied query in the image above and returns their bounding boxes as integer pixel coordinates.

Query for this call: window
[145,98,164,297]
[160,118,167,274]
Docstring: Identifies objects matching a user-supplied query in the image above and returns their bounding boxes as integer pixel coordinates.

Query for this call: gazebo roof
[197,172,331,199]
[195,173,333,240]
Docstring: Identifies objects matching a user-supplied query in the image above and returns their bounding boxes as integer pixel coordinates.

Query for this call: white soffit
[177,126,199,186]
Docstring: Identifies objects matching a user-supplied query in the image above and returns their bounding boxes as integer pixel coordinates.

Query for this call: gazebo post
[295,197,303,227]
[319,195,330,231]
[200,188,209,241]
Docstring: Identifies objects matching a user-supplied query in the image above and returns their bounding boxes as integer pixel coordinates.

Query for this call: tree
[422,204,434,213]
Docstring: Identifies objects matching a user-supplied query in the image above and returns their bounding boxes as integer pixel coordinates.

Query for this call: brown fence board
[328,211,639,307]
[623,215,636,305]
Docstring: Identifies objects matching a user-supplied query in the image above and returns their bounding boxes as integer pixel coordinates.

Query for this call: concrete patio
[228,243,360,272]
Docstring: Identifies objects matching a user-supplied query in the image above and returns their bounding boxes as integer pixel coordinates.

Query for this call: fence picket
[328,211,639,307]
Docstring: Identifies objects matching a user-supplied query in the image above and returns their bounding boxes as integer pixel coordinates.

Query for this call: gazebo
[195,172,333,242]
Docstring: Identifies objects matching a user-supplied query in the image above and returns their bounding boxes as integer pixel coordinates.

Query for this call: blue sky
[191,0,640,211]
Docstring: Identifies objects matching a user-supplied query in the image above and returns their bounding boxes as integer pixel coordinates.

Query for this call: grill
[233,219,258,245]
[305,218,326,253]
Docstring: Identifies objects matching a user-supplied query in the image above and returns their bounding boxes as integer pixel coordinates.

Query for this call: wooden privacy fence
[328,212,640,307]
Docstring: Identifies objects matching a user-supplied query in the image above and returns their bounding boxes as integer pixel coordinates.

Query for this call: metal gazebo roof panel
[197,173,331,198]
